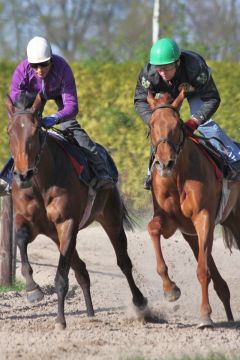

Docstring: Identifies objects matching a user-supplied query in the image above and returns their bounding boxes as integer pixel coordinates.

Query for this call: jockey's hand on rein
[185,118,199,135]
[41,116,58,129]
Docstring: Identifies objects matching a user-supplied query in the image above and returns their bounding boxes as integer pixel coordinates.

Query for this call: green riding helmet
[150,38,181,65]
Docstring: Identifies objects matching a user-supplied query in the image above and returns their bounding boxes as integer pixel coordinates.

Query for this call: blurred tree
[0,0,239,61]
[182,0,240,61]
[152,0,160,43]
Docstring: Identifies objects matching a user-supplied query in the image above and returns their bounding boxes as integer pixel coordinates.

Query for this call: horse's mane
[14,92,37,110]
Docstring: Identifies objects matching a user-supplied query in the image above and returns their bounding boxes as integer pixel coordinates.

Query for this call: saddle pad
[48,132,118,186]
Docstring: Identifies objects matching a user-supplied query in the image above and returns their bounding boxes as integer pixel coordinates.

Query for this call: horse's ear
[147,91,156,109]
[5,95,15,115]
[172,89,185,110]
[30,93,42,114]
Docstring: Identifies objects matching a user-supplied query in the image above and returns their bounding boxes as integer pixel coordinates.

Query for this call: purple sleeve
[55,64,79,122]
[10,62,28,104]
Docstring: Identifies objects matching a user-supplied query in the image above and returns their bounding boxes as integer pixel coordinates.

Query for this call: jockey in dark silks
[134,37,240,189]
[0,36,113,195]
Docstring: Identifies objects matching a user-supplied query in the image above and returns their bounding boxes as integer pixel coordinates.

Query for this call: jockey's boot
[0,157,14,196]
[143,174,152,190]
[0,179,10,196]
[91,162,115,190]
[61,121,115,191]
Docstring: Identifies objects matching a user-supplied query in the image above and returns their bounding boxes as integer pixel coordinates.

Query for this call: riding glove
[41,116,58,129]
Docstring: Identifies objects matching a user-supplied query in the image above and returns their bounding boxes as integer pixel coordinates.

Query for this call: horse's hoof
[133,296,148,311]
[164,285,181,302]
[55,322,66,330]
[197,317,214,329]
[27,288,44,303]
[87,310,95,317]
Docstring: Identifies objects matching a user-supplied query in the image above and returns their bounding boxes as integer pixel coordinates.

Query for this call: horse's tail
[121,199,137,231]
[221,213,240,251]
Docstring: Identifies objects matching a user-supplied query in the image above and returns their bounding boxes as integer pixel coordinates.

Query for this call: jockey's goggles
[30,60,51,69]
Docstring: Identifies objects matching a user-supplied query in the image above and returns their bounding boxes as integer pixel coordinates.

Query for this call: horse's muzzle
[155,159,175,177]
[13,170,35,188]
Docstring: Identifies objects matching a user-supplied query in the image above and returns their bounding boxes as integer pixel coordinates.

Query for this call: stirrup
[226,170,240,182]
[95,178,114,190]
[89,177,114,191]
[225,161,240,181]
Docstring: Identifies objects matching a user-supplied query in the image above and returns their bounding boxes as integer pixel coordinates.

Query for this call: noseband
[11,110,47,176]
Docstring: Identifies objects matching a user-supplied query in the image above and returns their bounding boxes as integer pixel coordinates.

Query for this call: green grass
[0,279,25,293]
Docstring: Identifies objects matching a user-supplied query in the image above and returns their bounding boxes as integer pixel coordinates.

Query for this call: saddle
[49,131,118,187]
[190,135,237,181]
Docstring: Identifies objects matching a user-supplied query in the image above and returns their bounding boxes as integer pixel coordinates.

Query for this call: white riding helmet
[27,36,52,63]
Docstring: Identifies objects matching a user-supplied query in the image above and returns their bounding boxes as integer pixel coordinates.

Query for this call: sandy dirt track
[1,225,240,360]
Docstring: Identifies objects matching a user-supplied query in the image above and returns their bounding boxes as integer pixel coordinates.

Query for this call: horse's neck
[36,139,60,184]
[176,138,193,172]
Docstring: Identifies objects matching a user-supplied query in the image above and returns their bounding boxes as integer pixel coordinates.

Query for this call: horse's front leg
[194,211,214,328]
[54,219,77,330]
[16,223,44,303]
[148,215,181,302]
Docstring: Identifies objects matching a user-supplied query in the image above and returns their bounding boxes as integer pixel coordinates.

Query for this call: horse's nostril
[166,160,175,169]
[13,169,34,188]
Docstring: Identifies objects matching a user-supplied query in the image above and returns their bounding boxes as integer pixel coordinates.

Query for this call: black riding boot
[0,157,14,196]
[143,146,154,190]
[61,120,114,190]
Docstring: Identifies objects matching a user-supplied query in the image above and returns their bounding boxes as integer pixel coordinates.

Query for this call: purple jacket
[10,54,78,122]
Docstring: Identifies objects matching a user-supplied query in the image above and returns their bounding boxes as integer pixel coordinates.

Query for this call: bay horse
[5,94,147,329]
[147,89,240,328]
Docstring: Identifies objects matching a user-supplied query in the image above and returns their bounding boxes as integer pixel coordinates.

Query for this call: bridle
[11,110,48,178]
[151,104,185,155]
[150,104,186,174]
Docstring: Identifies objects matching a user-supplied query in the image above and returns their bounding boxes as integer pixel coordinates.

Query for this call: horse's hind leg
[182,232,234,322]
[16,224,44,303]
[71,249,94,317]
[101,224,147,310]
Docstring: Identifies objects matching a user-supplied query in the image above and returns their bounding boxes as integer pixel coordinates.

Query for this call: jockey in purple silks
[0,36,114,194]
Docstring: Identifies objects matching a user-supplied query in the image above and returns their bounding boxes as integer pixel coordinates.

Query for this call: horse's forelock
[14,92,37,110]
[157,93,173,104]
[148,92,174,109]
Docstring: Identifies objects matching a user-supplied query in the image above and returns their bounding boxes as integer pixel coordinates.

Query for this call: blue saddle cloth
[49,132,118,186]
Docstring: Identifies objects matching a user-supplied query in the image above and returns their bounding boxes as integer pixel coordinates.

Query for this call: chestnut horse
[147,90,240,328]
[6,94,147,329]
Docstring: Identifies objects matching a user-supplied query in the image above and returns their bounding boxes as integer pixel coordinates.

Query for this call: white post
[152,0,160,44]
